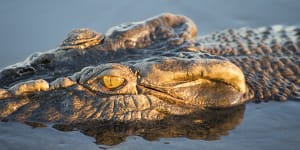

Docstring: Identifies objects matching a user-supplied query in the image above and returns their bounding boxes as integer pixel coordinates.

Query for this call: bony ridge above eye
[101,75,126,89]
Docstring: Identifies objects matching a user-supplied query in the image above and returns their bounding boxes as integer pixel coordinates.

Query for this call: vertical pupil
[102,76,125,89]
[109,76,112,86]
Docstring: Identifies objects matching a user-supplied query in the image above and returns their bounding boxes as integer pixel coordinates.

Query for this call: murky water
[1,102,299,150]
[0,0,299,150]
[1,0,299,68]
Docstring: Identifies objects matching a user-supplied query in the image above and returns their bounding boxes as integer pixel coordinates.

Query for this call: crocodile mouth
[138,79,245,108]
[136,59,247,108]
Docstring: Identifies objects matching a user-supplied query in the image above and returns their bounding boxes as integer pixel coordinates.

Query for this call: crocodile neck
[197,26,300,101]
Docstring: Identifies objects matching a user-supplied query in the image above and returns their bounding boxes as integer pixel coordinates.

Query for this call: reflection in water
[53,105,245,146]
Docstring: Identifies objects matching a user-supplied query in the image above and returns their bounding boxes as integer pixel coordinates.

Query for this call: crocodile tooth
[49,77,76,90]
[0,88,11,100]
[9,79,49,95]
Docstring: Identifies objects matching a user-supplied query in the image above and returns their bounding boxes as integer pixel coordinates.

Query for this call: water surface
[0,0,299,150]
[1,102,299,150]
[0,0,299,68]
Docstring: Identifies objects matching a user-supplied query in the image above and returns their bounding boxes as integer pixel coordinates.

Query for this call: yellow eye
[101,76,125,89]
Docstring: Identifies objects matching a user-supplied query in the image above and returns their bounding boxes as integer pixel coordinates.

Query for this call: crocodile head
[0,13,248,123]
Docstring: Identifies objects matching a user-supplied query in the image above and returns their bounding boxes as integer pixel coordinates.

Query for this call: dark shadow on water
[52,105,245,146]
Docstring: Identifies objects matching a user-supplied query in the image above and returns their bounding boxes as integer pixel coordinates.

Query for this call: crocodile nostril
[40,58,51,65]
[16,66,36,76]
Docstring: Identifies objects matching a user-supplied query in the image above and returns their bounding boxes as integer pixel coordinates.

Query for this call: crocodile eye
[101,76,125,89]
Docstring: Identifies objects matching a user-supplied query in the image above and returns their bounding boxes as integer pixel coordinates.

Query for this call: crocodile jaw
[136,58,247,108]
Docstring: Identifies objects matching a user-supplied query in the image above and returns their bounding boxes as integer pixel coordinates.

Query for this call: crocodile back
[198,26,300,102]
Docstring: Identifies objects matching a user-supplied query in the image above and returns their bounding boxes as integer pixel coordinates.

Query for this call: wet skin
[0,13,299,123]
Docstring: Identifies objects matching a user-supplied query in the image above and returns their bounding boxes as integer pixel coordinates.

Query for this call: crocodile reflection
[52,105,245,145]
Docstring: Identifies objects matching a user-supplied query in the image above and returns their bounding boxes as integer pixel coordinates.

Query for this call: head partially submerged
[0,13,248,123]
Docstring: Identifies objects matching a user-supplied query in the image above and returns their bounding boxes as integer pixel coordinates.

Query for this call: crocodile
[0,13,299,123]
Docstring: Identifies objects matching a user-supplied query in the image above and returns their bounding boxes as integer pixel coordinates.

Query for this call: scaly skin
[197,26,300,101]
[0,13,299,123]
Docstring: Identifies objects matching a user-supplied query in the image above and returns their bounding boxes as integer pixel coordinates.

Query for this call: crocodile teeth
[0,88,11,100]
[9,79,49,95]
[49,77,76,90]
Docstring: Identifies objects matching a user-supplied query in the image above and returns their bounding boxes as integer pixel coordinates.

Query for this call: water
[0,0,299,68]
[1,102,299,150]
[0,0,300,149]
